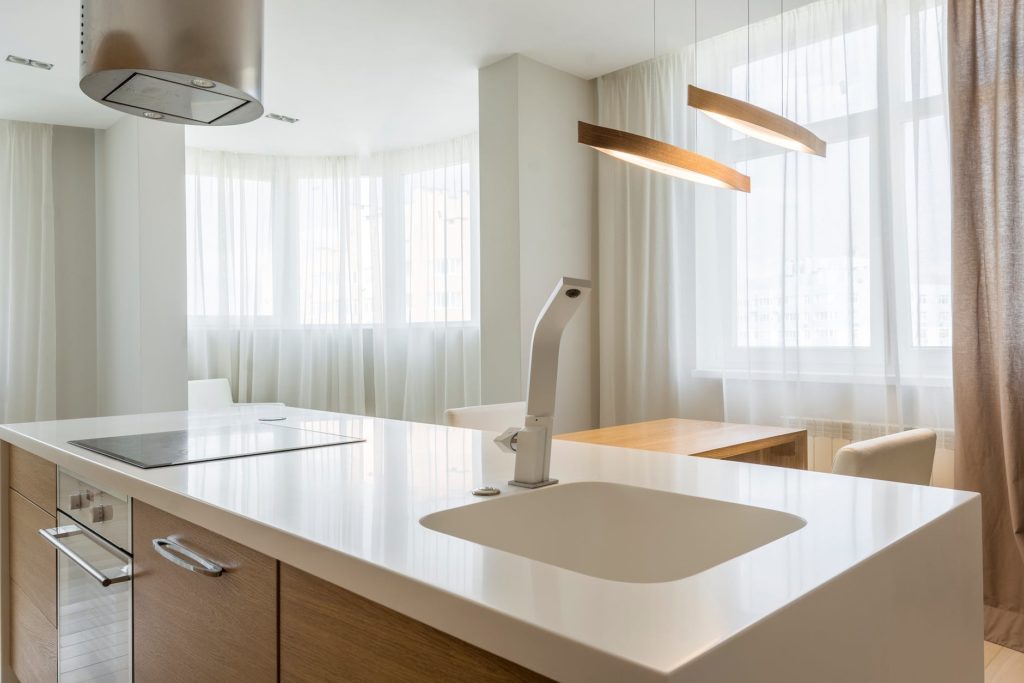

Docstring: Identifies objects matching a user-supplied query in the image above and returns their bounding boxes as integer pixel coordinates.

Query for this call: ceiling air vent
[79,0,264,126]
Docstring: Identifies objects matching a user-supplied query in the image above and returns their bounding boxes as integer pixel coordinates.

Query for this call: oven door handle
[38,525,132,587]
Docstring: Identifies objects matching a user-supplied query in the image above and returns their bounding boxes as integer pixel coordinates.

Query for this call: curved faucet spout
[496,276,591,488]
[526,276,592,419]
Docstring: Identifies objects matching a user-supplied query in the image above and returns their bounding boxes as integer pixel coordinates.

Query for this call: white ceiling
[0,0,709,155]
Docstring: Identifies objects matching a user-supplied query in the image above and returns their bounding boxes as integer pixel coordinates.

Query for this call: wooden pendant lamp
[578,121,751,192]
[687,85,826,156]
[688,0,826,157]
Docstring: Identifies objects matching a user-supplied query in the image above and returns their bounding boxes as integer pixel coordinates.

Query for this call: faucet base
[508,478,559,489]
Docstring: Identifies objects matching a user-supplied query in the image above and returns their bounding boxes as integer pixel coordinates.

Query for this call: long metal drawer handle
[38,526,132,587]
[152,537,224,577]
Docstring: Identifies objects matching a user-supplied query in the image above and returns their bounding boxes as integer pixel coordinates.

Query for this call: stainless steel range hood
[80,0,264,126]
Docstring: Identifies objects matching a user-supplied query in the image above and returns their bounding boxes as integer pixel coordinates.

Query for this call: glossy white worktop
[0,406,978,681]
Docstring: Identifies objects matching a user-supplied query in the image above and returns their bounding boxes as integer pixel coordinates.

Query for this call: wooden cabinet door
[280,563,549,682]
[132,501,276,682]
[10,581,57,683]
[9,490,56,626]
[6,442,58,683]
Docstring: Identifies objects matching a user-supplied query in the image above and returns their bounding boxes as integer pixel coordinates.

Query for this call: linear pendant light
[687,86,826,156]
[578,121,751,192]
[688,0,826,157]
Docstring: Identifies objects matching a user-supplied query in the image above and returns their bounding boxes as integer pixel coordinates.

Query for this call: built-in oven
[38,469,132,682]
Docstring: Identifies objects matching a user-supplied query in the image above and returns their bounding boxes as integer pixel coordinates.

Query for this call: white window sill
[691,368,952,387]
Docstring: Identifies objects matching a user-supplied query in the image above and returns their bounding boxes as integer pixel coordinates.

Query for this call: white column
[94,117,186,415]
[53,126,98,419]
[478,55,597,433]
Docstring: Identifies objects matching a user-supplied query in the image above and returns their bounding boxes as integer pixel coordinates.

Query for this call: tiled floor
[985,641,1024,682]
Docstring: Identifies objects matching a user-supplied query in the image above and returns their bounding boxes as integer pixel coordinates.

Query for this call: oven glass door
[53,512,132,682]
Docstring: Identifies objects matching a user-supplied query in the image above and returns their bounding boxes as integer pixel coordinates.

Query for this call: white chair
[187,378,285,410]
[444,401,527,433]
[831,428,936,485]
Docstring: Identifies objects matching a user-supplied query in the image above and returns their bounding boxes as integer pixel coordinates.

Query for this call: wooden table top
[556,418,806,461]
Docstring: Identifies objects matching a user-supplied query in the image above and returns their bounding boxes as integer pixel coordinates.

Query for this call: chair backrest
[188,378,235,410]
[444,402,527,433]
[831,428,936,485]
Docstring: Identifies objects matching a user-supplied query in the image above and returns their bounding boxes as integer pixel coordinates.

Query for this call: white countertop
[0,406,977,681]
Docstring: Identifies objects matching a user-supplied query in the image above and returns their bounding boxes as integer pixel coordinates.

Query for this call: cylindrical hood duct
[80,0,264,125]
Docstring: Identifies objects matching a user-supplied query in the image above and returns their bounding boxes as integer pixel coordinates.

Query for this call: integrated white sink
[420,481,806,583]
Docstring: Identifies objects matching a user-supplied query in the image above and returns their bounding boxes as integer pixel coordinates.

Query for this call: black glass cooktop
[69,421,363,469]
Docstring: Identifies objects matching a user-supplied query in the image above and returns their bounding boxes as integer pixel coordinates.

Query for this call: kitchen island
[0,406,982,681]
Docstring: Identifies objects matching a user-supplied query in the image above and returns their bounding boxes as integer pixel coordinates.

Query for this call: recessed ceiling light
[265,113,299,124]
[190,78,216,88]
[143,112,165,120]
[6,54,53,70]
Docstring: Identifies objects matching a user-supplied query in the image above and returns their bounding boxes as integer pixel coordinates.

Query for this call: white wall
[95,117,187,416]
[479,56,523,408]
[52,126,97,419]
[479,55,598,433]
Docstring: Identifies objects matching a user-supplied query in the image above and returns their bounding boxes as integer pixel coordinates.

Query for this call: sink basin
[421,482,806,583]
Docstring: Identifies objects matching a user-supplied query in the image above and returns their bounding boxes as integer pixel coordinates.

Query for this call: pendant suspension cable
[749,0,757,103]
[693,0,699,229]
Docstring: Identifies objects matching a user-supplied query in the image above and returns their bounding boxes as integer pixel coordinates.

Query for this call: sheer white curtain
[598,0,952,444]
[597,53,725,425]
[186,135,480,423]
[0,120,55,423]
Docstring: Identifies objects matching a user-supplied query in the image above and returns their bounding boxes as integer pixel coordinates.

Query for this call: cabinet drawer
[132,501,277,682]
[11,579,57,683]
[10,445,56,515]
[10,489,57,626]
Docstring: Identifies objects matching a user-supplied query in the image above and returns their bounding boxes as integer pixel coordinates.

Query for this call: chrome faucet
[495,276,591,488]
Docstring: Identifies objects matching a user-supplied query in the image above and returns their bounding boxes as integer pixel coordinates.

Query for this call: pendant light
[579,121,751,192]
[688,0,826,156]
[577,0,750,192]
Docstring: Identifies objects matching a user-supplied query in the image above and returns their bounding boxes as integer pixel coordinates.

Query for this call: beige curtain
[949,0,1024,651]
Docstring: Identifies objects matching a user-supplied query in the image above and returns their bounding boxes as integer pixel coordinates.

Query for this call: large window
[185,142,477,328]
[695,0,950,379]
[404,163,474,324]
[186,174,274,318]
[295,176,383,325]
[184,136,480,423]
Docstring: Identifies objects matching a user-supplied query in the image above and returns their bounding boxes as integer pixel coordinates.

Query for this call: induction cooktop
[68,421,363,469]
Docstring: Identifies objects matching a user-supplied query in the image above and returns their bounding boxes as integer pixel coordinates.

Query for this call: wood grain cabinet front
[6,442,58,683]
[9,445,57,515]
[10,580,57,683]
[132,500,277,682]
[279,563,550,682]
[9,489,57,627]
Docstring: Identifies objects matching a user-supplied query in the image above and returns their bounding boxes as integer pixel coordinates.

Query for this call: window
[185,174,274,318]
[404,163,473,324]
[184,136,481,423]
[297,176,383,325]
[185,140,478,329]
[697,1,950,379]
